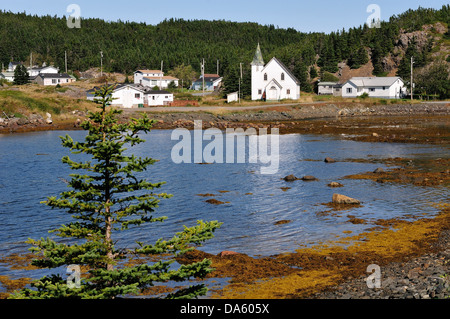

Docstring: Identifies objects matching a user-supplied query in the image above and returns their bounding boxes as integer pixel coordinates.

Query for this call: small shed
[227,92,239,103]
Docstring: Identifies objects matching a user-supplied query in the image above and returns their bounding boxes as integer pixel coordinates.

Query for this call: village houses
[191,73,223,91]
[341,77,406,99]
[134,69,179,89]
[87,83,173,108]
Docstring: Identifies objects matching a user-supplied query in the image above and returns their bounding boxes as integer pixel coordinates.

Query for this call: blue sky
[1,0,448,33]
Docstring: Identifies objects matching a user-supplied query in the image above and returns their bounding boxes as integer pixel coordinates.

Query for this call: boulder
[328,182,344,188]
[373,168,385,174]
[283,174,299,182]
[302,175,318,181]
[332,193,361,205]
[324,157,336,163]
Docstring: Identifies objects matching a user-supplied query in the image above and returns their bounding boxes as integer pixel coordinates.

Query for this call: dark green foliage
[0,5,448,96]
[13,64,29,85]
[11,85,222,299]
[415,62,450,99]
[320,72,339,83]
[348,47,369,69]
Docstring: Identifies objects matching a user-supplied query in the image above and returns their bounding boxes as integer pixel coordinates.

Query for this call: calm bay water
[0,129,448,282]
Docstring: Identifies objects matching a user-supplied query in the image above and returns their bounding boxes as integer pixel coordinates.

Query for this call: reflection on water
[0,130,448,279]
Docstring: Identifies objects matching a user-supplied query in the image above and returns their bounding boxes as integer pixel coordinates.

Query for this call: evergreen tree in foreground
[11,85,222,299]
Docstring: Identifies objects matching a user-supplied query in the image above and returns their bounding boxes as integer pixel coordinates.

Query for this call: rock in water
[373,168,385,173]
[328,182,344,188]
[332,193,360,205]
[324,157,336,163]
[302,175,318,181]
[283,174,299,182]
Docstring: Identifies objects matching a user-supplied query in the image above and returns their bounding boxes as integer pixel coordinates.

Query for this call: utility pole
[202,58,205,96]
[160,60,163,89]
[411,56,414,101]
[100,51,103,77]
[239,63,243,104]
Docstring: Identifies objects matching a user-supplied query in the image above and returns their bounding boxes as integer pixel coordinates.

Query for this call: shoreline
[0,102,449,299]
[1,101,449,135]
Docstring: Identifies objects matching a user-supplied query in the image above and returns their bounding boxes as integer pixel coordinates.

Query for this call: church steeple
[252,43,264,66]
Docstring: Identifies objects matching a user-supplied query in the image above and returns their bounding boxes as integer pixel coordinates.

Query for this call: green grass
[0,90,62,115]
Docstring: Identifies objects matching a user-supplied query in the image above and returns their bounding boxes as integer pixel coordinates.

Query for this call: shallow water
[0,129,448,282]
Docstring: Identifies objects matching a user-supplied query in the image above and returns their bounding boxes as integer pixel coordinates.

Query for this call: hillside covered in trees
[0,5,449,98]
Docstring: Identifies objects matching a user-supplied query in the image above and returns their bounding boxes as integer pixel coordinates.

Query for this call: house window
[52,79,57,84]
[152,96,155,100]
[264,73,268,81]
[357,88,362,93]
[287,89,291,94]
[135,93,140,99]
[258,89,262,95]
[281,73,285,81]
[347,88,353,94]
[369,88,375,92]
[383,86,386,90]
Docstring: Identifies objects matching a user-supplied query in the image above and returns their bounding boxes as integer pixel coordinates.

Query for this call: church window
[264,73,268,81]
[281,73,285,81]
[287,89,291,94]
[258,89,262,95]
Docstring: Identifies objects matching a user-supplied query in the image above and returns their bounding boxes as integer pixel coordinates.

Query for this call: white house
[28,65,59,77]
[342,77,406,99]
[34,73,74,86]
[134,70,162,84]
[145,90,174,106]
[251,44,300,101]
[110,84,148,108]
[141,75,179,89]
[134,69,179,89]
[318,82,342,96]
[102,84,173,108]
[0,71,15,82]
[7,62,21,72]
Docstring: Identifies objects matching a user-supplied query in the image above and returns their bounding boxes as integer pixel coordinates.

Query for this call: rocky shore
[1,101,448,135]
[314,230,450,299]
[128,102,450,131]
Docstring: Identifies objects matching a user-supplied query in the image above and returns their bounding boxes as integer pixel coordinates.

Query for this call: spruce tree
[11,85,222,299]
[13,64,30,85]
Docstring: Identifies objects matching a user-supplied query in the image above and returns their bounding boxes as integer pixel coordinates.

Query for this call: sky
[0,0,448,33]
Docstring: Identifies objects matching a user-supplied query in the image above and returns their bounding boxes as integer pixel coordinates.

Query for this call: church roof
[265,57,300,85]
[252,43,265,66]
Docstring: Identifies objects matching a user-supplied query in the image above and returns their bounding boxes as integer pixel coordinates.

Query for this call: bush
[358,92,370,99]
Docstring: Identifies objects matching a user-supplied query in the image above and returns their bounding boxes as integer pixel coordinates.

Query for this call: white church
[251,44,301,101]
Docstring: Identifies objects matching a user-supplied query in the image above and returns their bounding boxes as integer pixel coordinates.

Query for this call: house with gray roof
[318,82,343,96]
[342,77,406,99]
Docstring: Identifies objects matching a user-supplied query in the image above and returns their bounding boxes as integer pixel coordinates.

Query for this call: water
[0,129,448,281]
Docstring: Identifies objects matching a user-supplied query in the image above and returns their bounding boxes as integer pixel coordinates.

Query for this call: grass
[0,83,97,121]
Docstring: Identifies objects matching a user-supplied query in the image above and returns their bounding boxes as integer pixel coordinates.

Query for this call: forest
[0,5,448,98]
